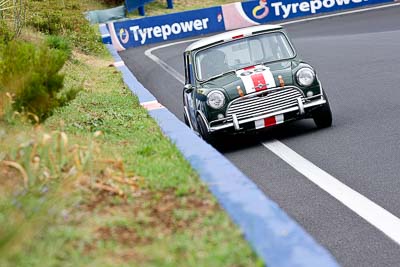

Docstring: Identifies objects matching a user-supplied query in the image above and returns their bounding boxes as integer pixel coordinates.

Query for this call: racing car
[182,24,332,143]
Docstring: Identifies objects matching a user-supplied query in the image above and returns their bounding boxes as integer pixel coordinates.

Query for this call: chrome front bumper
[202,88,326,133]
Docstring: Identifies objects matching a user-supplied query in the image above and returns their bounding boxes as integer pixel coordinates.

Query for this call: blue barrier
[125,0,173,16]
[105,0,394,50]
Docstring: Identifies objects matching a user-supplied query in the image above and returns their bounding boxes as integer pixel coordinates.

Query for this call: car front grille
[226,87,303,121]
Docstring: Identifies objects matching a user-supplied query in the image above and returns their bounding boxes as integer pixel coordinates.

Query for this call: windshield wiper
[202,70,236,83]
[259,57,292,66]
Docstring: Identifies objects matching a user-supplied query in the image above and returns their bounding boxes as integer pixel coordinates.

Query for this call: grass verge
[0,50,262,266]
[0,0,263,266]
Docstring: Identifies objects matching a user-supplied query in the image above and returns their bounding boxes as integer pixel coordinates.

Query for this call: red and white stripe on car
[236,65,276,94]
[254,114,284,129]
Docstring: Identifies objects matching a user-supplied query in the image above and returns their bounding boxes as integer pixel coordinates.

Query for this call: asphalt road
[120,6,400,267]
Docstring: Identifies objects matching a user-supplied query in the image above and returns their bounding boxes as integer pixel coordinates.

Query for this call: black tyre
[196,114,215,144]
[313,91,333,128]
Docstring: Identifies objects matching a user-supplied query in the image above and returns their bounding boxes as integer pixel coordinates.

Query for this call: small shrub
[0,21,13,44]
[28,10,63,35]
[58,87,82,107]
[0,40,79,122]
[46,35,72,57]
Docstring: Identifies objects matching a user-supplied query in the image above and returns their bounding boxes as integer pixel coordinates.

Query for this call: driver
[200,49,229,79]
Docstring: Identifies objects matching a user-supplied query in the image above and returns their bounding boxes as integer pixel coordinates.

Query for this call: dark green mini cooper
[182,24,332,142]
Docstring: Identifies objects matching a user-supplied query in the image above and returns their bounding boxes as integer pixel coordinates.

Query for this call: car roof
[185,24,283,52]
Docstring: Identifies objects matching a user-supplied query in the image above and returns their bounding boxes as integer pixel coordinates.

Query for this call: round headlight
[296,68,315,87]
[207,91,225,109]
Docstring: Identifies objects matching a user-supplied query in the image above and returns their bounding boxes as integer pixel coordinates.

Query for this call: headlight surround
[296,68,315,87]
[207,90,225,109]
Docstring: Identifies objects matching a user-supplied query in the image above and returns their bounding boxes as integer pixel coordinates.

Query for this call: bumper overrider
[200,86,326,133]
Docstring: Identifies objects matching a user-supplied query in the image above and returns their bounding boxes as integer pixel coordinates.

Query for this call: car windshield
[194,32,295,81]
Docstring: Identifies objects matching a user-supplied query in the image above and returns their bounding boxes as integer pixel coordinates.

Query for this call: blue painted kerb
[101,25,339,267]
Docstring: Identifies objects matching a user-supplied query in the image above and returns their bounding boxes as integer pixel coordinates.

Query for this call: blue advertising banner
[108,6,225,51]
[222,0,394,29]
[105,0,394,50]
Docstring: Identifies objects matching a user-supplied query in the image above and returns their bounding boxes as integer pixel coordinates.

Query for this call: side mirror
[184,84,193,93]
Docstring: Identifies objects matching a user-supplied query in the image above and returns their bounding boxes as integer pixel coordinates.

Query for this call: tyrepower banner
[222,0,393,30]
[107,6,225,51]
[106,0,393,50]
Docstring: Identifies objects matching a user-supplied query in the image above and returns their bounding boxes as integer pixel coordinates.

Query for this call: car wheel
[196,114,215,144]
[313,91,333,128]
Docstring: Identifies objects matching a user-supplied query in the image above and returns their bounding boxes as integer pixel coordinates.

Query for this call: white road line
[145,39,201,84]
[262,140,400,245]
[143,3,400,245]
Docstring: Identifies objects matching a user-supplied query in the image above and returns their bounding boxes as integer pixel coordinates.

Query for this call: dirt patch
[96,225,152,246]
[147,189,218,232]
[79,187,220,261]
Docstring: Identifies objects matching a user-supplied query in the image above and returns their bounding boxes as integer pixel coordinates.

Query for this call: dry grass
[0,122,145,262]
